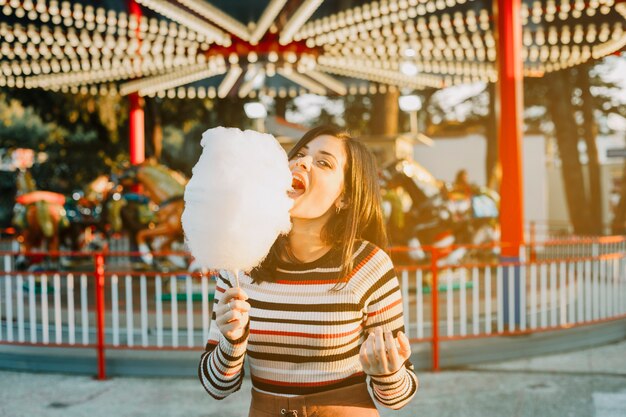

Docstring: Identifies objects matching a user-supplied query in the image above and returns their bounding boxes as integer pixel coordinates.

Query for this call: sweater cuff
[219,324,249,357]
[370,366,406,385]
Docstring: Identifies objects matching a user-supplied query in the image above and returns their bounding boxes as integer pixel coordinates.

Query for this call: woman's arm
[198,274,250,400]
[359,251,419,409]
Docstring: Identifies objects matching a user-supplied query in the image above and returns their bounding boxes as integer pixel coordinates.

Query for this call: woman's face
[288,135,348,220]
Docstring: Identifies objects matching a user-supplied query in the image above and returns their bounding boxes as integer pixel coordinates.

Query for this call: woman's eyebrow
[319,150,337,162]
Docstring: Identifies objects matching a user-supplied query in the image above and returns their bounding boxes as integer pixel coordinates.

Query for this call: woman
[198,126,418,416]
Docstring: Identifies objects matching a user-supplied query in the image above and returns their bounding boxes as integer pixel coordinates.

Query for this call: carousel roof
[1,0,625,99]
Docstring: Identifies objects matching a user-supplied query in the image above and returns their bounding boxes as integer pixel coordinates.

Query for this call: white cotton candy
[182,127,293,272]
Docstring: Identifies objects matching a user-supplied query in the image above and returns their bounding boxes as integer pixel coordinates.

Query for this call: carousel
[2,0,625,265]
[1,0,624,96]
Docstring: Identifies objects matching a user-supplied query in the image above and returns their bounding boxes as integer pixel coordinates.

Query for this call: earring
[335,205,341,214]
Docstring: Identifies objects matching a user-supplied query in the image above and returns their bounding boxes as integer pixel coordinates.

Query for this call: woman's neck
[288,216,332,263]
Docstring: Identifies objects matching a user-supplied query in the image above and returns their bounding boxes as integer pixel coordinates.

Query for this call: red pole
[129,93,145,165]
[95,253,106,380]
[495,0,524,258]
[128,0,144,165]
[430,248,440,372]
[128,0,142,18]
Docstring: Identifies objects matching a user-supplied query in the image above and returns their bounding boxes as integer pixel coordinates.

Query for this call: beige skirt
[248,383,380,417]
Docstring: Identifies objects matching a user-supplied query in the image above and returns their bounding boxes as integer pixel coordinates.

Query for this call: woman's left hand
[359,327,411,376]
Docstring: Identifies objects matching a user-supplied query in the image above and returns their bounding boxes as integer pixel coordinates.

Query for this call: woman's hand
[214,287,250,341]
[359,327,411,376]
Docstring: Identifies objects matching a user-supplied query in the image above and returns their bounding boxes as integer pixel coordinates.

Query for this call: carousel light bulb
[561,30,571,44]
[548,28,558,45]
[586,29,597,43]
[60,1,71,17]
[403,47,416,57]
[400,61,418,76]
[574,27,584,43]
[285,51,297,63]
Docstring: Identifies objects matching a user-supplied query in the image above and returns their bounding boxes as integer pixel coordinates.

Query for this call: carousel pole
[495,0,524,327]
[128,0,145,166]
[128,0,145,264]
[129,94,145,165]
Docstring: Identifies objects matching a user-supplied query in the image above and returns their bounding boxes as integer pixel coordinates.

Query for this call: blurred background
[0,1,625,416]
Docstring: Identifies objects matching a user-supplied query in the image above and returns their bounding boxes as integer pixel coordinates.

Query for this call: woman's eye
[318,160,331,168]
[294,152,305,158]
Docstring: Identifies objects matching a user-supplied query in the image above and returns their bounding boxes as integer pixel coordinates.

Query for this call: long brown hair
[251,125,387,286]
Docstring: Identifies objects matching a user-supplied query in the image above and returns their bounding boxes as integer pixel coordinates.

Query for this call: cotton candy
[182,127,293,273]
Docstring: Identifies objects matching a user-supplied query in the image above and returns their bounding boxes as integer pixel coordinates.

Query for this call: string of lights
[0,0,623,97]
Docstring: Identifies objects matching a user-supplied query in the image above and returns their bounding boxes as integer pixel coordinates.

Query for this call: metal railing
[1,237,625,378]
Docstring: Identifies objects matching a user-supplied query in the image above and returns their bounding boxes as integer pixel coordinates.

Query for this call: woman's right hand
[214,287,250,341]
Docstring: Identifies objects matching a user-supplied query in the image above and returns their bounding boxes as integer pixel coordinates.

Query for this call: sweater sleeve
[361,249,419,410]
[198,272,249,400]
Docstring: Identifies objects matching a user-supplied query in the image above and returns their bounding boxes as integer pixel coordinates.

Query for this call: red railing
[1,236,625,377]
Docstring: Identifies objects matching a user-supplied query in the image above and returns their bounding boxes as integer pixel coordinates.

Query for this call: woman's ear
[336,195,350,209]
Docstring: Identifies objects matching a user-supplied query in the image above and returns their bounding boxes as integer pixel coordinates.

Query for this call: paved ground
[1,339,625,417]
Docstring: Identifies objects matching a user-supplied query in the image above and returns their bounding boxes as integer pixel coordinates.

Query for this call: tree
[343,94,371,136]
[1,89,129,193]
[419,58,623,235]
[578,63,603,234]
[612,162,626,235]
[544,69,594,235]
[526,59,625,235]
[0,89,256,191]
[370,90,400,136]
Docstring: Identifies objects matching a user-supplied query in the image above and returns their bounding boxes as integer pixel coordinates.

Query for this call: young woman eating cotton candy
[198,125,418,416]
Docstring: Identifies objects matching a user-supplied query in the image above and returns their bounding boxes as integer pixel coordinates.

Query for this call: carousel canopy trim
[0,0,625,97]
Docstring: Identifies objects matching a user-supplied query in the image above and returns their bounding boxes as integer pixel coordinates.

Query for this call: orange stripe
[275,279,338,285]
[344,247,378,281]
[252,372,365,387]
[275,246,378,285]
[250,325,361,339]
[367,298,402,318]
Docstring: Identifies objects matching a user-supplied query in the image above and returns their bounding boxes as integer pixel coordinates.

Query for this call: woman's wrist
[368,365,403,379]
[224,322,250,345]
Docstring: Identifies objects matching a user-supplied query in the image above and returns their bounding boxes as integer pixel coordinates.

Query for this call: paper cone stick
[232,269,240,288]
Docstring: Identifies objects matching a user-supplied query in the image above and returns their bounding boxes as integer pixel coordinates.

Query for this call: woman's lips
[287,187,305,199]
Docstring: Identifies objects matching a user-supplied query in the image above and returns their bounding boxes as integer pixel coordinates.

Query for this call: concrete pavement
[1,339,625,417]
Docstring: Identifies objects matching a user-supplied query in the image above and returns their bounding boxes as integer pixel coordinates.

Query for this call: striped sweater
[198,240,418,409]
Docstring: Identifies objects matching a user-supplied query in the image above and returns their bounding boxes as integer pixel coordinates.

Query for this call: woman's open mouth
[287,174,306,199]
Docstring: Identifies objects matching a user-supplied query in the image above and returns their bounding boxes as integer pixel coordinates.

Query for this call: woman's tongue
[288,178,306,198]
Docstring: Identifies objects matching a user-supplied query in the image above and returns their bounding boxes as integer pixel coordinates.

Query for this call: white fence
[1,238,625,373]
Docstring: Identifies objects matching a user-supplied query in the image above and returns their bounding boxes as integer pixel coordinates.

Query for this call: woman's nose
[295,155,313,170]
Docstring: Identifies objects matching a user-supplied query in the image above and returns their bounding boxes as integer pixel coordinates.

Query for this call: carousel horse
[61,175,114,252]
[445,181,500,259]
[12,170,69,269]
[119,161,187,266]
[380,159,499,268]
[64,174,156,257]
